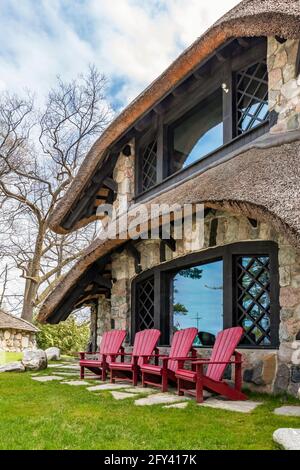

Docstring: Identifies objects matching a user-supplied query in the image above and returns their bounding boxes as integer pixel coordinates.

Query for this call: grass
[0,371,300,450]
[0,352,23,365]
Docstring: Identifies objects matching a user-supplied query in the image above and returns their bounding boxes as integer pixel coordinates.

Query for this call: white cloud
[0,0,240,107]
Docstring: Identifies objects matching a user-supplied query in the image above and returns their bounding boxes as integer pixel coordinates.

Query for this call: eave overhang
[47,0,300,235]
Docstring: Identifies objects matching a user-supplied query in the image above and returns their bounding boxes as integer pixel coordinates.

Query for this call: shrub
[35,317,90,355]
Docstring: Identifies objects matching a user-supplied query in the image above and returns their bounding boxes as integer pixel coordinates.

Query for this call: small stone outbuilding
[0,310,39,352]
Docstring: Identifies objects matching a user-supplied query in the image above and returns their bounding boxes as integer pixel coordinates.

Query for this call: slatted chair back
[99,330,126,364]
[206,327,243,382]
[168,328,198,372]
[132,329,161,366]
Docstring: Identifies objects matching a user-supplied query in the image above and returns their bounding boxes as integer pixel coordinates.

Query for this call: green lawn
[0,371,300,450]
[0,352,23,365]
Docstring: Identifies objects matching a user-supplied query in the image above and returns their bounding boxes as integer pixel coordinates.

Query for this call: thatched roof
[38,133,300,323]
[48,0,300,234]
[0,310,39,333]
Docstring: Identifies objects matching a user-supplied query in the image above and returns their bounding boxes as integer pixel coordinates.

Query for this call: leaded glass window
[141,140,157,191]
[236,60,269,135]
[136,276,155,330]
[235,255,271,346]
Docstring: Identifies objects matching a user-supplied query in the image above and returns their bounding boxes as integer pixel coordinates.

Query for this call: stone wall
[95,210,300,397]
[92,37,300,397]
[0,329,37,352]
[268,37,300,133]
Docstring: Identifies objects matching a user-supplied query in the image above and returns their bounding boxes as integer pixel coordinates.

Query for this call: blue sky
[0,0,240,111]
[173,261,223,336]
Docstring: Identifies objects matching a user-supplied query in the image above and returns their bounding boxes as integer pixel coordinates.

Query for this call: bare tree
[0,66,111,321]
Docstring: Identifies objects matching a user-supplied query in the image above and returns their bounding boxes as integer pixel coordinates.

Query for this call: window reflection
[169,89,223,175]
[172,260,223,346]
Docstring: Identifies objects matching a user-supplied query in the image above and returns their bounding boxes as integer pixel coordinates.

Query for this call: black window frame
[131,241,279,349]
[135,38,269,199]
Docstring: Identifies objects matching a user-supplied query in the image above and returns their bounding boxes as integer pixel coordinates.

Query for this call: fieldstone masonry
[268,37,300,133]
[91,37,300,397]
[0,329,36,353]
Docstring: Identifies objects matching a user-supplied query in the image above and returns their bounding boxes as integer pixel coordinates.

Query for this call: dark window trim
[131,241,279,349]
[135,39,268,198]
[134,121,269,203]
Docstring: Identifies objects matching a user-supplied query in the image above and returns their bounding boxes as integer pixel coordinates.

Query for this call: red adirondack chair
[140,327,198,392]
[176,326,247,402]
[108,329,161,386]
[79,330,126,381]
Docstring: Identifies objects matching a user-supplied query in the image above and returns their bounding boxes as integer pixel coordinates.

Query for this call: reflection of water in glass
[173,260,223,345]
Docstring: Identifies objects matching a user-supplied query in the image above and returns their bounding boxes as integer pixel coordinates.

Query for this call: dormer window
[136,37,269,197]
[169,89,223,176]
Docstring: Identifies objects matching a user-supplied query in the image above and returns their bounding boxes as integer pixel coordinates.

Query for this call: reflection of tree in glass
[178,267,203,280]
[173,267,203,317]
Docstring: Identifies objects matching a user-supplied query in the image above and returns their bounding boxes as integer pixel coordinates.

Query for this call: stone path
[198,398,262,413]
[273,428,300,450]
[63,380,89,386]
[30,369,264,414]
[274,406,300,417]
[87,383,126,392]
[123,387,158,395]
[111,391,136,400]
[135,393,190,407]
[32,375,63,383]
[54,365,80,370]
[164,402,188,409]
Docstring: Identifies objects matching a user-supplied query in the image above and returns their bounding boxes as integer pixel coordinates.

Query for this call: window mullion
[156,116,165,184]
[223,246,233,329]
[222,61,234,144]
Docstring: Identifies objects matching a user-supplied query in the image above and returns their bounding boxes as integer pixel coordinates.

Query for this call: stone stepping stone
[51,371,79,376]
[123,387,158,395]
[48,364,65,368]
[63,380,89,386]
[135,393,189,406]
[198,398,262,413]
[274,406,300,417]
[110,391,135,400]
[87,383,127,392]
[164,402,188,409]
[32,375,63,382]
[55,365,80,370]
[273,428,300,450]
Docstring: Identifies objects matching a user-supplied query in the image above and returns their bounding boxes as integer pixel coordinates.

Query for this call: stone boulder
[0,361,25,373]
[45,347,61,361]
[273,428,300,450]
[22,349,47,371]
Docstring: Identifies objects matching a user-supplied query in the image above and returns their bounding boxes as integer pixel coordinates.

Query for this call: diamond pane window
[235,255,271,346]
[137,276,155,330]
[236,60,269,135]
[142,140,157,191]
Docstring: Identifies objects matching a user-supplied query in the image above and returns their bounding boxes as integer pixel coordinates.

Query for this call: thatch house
[38,1,300,396]
[0,310,38,352]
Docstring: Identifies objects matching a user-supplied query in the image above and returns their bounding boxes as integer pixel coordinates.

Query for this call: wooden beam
[93,275,112,290]
[237,38,249,48]
[134,111,155,132]
[103,177,118,192]
[62,152,119,230]
[216,51,226,62]
[154,94,176,115]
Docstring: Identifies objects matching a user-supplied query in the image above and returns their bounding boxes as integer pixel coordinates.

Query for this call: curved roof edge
[38,137,300,323]
[48,0,300,234]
